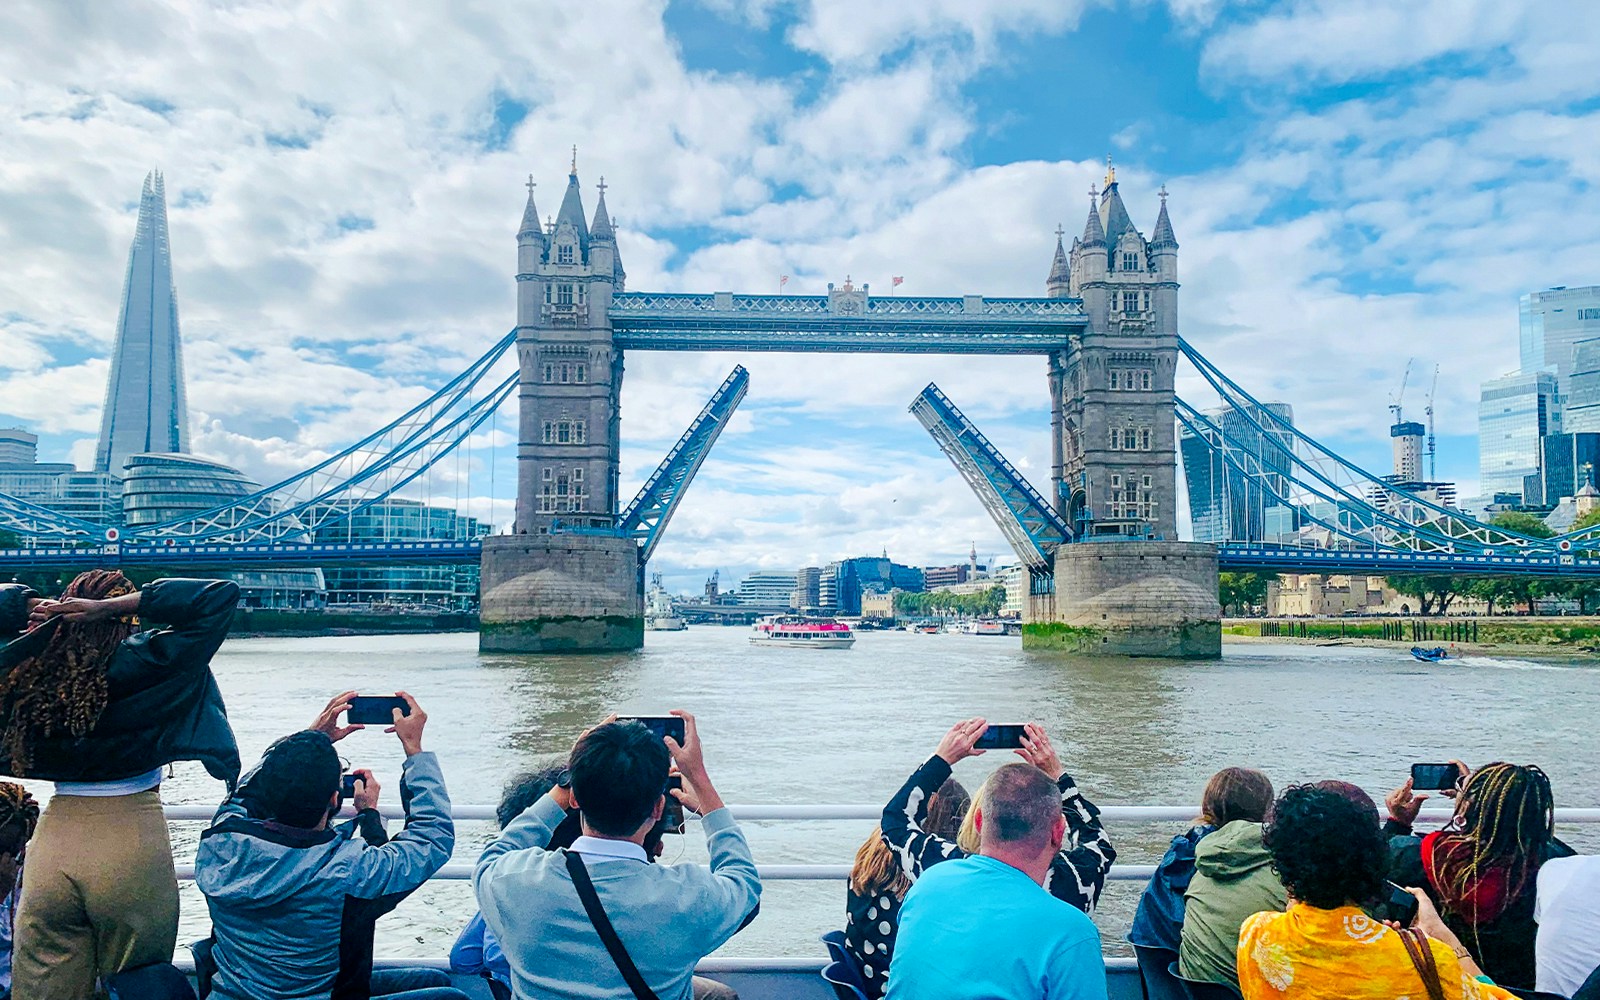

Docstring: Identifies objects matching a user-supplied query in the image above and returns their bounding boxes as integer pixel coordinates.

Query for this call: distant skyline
[1,1,1598,592]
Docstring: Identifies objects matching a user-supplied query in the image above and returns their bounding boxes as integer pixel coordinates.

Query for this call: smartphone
[974,723,1028,750]
[622,716,686,746]
[659,775,686,835]
[1386,881,1419,926]
[1411,762,1462,791]
[341,774,359,799]
[348,696,410,726]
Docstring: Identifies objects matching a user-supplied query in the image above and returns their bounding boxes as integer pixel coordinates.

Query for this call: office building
[121,453,324,607]
[824,557,925,616]
[923,564,973,589]
[1478,371,1561,502]
[1538,433,1600,508]
[736,571,798,606]
[1564,339,1600,434]
[307,498,485,608]
[1178,402,1295,543]
[1391,421,1425,481]
[791,566,821,611]
[96,172,190,475]
[0,429,37,466]
[1519,285,1600,395]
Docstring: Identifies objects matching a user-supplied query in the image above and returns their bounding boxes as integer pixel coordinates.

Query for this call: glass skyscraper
[1179,402,1295,543]
[96,171,190,475]
[1519,285,1600,393]
[1478,371,1561,500]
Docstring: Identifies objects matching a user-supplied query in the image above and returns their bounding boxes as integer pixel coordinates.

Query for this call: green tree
[1573,508,1600,533]
[1388,575,1470,616]
[1217,572,1274,616]
[1490,510,1555,539]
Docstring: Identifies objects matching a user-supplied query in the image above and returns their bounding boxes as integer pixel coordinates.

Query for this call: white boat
[961,620,1006,636]
[645,575,687,631]
[749,615,855,649]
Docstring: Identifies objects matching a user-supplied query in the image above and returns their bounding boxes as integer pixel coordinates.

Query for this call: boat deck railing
[161,802,1600,975]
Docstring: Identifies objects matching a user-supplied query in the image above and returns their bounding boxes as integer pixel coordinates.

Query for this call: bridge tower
[1053,160,1180,539]
[1039,162,1219,658]
[480,156,645,652]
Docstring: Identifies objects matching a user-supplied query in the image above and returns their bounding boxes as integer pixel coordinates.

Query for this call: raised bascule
[480,158,1220,655]
[9,158,1600,653]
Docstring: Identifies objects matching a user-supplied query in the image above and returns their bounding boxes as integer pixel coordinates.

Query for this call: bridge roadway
[607,292,1084,353]
[6,539,1600,578]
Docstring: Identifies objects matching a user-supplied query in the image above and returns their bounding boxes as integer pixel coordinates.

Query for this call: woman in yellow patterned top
[1237,783,1515,1000]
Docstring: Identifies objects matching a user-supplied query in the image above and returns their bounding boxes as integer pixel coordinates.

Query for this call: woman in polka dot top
[842,719,1117,996]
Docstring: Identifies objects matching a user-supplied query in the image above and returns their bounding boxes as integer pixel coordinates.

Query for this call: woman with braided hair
[1388,761,1575,990]
[0,781,40,1000]
[0,571,241,1000]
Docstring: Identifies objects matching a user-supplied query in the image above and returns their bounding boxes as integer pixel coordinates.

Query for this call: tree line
[892,585,1008,619]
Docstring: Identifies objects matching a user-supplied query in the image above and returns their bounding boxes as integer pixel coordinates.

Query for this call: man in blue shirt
[886,763,1108,1000]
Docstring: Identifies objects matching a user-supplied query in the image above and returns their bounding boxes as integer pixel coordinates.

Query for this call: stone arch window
[1121,251,1139,272]
[557,243,575,264]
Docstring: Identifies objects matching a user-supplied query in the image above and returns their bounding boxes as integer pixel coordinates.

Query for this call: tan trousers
[12,790,178,1000]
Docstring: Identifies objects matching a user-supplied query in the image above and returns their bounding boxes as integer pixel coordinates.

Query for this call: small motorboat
[1410,646,1448,663]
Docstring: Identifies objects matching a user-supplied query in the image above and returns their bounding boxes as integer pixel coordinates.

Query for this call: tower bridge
[8,158,1598,653]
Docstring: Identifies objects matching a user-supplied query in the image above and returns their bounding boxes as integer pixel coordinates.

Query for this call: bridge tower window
[1139,428,1152,450]
[1109,370,1121,390]
[557,244,575,264]
[541,420,585,444]
[557,284,575,305]
[1121,291,1140,314]
[575,364,587,383]
[1122,252,1139,272]
[1140,370,1152,390]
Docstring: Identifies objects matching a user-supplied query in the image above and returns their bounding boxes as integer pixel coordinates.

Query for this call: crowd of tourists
[0,571,1597,1000]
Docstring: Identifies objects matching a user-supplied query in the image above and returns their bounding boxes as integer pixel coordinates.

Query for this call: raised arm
[882,719,989,877]
[1016,724,1115,911]
[344,695,455,898]
[127,578,241,669]
[667,710,761,948]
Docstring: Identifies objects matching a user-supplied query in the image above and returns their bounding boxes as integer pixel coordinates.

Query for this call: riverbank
[1225,617,1600,657]
[230,608,477,637]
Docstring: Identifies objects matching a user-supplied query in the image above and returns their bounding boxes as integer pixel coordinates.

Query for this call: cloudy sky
[2,0,1599,593]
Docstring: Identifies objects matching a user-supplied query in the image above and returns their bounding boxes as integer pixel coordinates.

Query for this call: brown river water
[25,627,1599,960]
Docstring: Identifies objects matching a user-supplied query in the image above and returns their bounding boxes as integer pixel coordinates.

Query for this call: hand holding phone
[658,775,686,835]
[1385,881,1420,927]
[974,724,1028,750]
[620,716,686,746]
[1411,762,1463,791]
[347,696,411,726]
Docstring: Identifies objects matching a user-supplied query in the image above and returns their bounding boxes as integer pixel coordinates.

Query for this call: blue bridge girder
[910,383,1073,573]
[609,292,1085,354]
[1217,544,1600,578]
[619,365,750,563]
[0,539,484,572]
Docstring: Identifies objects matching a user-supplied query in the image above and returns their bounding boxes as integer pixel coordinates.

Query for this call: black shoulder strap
[565,850,661,1000]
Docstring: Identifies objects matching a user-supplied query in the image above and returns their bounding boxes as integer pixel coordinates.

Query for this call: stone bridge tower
[480,156,644,652]
[1047,159,1179,540]
[1036,162,1218,658]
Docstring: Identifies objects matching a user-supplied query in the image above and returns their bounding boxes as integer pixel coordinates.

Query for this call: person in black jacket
[0,585,41,641]
[854,719,1115,995]
[0,571,241,1000]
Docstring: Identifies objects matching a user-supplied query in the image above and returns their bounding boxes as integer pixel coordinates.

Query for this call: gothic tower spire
[1046,224,1071,298]
[95,170,189,474]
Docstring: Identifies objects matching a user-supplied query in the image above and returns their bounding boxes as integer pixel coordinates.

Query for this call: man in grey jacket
[474,710,759,1000]
[196,691,457,1000]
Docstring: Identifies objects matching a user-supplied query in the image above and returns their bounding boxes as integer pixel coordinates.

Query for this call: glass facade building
[1538,433,1600,507]
[121,453,324,607]
[1178,403,1295,543]
[1564,338,1600,434]
[1519,285,1600,394]
[1478,371,1561,501]
[306,498,485,608]
[735,572,798,606]
[820,557,925,615]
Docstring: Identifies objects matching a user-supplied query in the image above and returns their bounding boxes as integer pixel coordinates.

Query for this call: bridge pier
[1024,541,1221,658]
[479,534,643,653]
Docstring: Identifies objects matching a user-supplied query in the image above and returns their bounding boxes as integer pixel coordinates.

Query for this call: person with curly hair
[1237,783,1516,1000]
[0,571,241,999]
[0,782,40,1000]
[1387,761,1573,990]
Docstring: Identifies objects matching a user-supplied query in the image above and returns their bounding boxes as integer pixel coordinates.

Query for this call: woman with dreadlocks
[0,781,40,999]
[1387,761,1575,990]
[0,571,241,1000]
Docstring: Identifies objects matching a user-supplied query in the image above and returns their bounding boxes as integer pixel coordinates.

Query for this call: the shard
[95,170,190,474]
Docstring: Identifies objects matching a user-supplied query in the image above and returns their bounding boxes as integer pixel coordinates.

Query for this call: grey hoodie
[1177,820,1287,987]
[195,751,454,1000]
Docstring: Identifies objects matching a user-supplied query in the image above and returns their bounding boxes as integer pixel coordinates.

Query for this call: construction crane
[1389,357,1414,424]
[1425,364,1439,481]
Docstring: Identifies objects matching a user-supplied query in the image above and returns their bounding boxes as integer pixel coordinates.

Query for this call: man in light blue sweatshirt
[474,711,759,1000]
[886,763,1108,1000]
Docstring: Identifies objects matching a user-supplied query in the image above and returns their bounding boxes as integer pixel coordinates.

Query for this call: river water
[83,628,1600,960]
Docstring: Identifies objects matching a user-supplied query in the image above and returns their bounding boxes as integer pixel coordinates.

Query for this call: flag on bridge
[779,275,789,290]
[892,276,904,286]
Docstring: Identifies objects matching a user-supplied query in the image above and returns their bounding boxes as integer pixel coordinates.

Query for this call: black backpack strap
[564,850,660,1000]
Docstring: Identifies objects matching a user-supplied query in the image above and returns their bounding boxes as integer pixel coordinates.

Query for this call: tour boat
[645,575,687,631]
[960,620,1006,636]
[749,615,855,648]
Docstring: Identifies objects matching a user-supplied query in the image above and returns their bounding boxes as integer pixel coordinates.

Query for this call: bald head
[977,763,1061,850]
